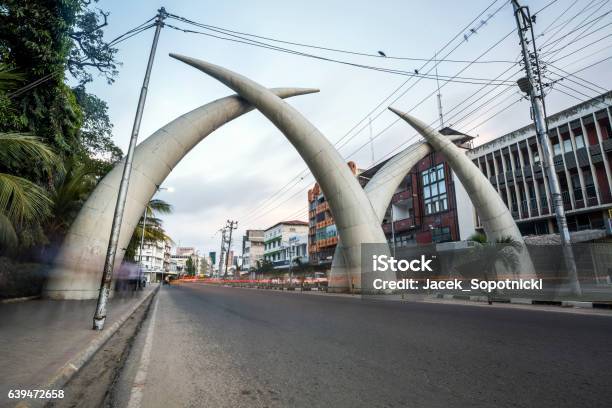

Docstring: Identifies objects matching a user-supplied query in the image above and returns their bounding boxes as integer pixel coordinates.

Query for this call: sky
[83,0,612,257]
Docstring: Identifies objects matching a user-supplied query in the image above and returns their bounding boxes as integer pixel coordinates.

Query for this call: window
[552,141,562,156]
[563,138,573,153]
[532,148,540,163]
[571,173,582,201]
[574,134,585,149]
[422,164,448,215]
[514,153,521,169]
[583,172,597,199]
[432,227,451,243]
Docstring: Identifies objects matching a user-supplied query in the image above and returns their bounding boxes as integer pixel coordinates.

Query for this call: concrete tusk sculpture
[329,136,463,285]
[169,54,395,293]
[44,88,318,300]
[389,107,536,277]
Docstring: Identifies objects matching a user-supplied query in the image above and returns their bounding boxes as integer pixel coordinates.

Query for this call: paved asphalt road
[113,283,612,408]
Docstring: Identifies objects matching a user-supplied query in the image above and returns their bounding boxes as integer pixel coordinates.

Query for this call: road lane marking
[127,295,159,408]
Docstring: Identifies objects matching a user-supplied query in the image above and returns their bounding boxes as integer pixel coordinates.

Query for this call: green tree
[0,0,121,170]
[72,85,122,173]
[185,258,196,275]
[45,161,98,242]
[256,259,274,275]
[0,133,61,248]
[125,199,173,261]
[462,235,522,304]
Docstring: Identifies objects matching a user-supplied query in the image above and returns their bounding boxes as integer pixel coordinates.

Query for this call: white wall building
[242,229,265,271]
[263,221,309,269]
[134,239,172,282]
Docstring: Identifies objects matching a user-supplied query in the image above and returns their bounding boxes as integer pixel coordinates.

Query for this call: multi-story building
[308,162,358,266]
[134,239,172,283]
[467,92,612,235]
[360,127,477,248]
[242,229,265,271]
[307,133,476,269]
[263,221,309,269]
[171,247,200,275]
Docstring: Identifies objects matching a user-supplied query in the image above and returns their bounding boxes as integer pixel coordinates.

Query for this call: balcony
[315,201,329,214]
[589,144,603,164]
[564,152,577,169]
[562,191,572,209]
[392,190,412,204]
[317,236,338,248]
[553,155,564,172]
[602,138,612,153]
[575,148,590,168]
[383,218,415,233]
[520,201,528,216]
[523,166,532,179]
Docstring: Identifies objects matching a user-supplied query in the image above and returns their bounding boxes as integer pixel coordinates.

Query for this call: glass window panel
[438,168,444,180]
[563,138,573,153]
[575,134,585,149]
[431,183,438,196]
[438,181,446,194]
[430,171,437,182]
[422,173,429,184]
[424,186,431,198]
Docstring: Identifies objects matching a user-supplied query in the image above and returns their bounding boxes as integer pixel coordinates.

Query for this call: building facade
[308,162,358,266]
[307,133,476,270]
[263,221,309,269]
[242,229,265,271]
[134,239,172,282]
[467,92,612,235]
[360,128,476,249]
[171,247,200,275]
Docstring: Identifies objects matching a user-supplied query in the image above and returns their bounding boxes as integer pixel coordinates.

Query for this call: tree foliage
[0,1,126,254]
[0,133,61,248]
[125,199,174,261]
[0,1,121,166]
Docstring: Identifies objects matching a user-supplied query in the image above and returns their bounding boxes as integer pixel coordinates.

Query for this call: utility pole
[224,220,238,277]
[218,227,227,278]
[512,0,581,296]
[93,7,167,330]
[137,206,148,285]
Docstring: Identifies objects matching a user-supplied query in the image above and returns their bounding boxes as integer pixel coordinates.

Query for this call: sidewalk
[0,286,157,408]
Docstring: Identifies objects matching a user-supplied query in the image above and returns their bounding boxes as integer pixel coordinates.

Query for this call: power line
[165,13,515,64]
[241,0,509,226]
[241,0,566,227]
[7,17,157,99]
[538,8,612,52]
[164,23,516,86]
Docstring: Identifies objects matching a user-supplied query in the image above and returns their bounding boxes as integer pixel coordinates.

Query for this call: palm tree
[124,199,173,261]
[45,161,98,242]
[462,234,522,304]
[0,133,61,247]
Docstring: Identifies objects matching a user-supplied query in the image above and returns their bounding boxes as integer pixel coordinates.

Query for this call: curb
[1,295,40,304]
[16,286,159,408]
[435,293,612,309]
